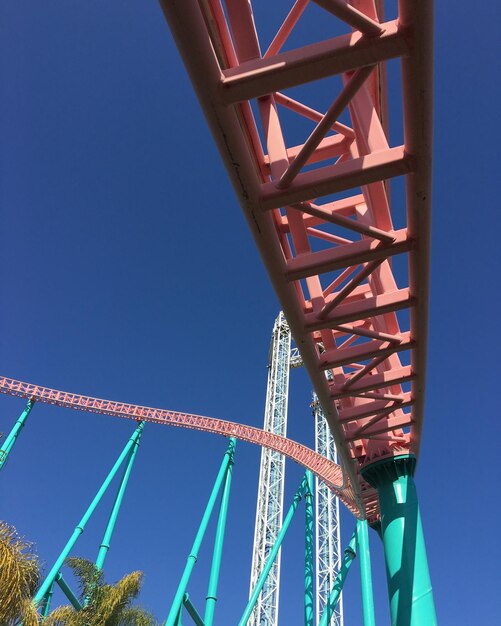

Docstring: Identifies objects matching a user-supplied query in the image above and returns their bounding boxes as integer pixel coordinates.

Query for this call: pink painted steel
[0,376,374,519]
[158,0,433,516]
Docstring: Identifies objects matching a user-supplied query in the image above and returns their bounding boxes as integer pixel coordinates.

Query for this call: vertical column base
[362,454,437,626]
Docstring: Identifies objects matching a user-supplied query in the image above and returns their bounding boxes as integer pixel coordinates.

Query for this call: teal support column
[0,399,35,471]
[362,455,437,626]
[204,441,235,626]
[41,581,55,618]
[184,594,206,626]
[165,438,236,626]
[304,471,314,626]
[95,427,143,570]
[33,422,144,605]
[319,529,357,626]
[56,573,83,610]
[41,571,82,617]
[174,605,183,626]
[357,520,376,626]
[239,472,309,626]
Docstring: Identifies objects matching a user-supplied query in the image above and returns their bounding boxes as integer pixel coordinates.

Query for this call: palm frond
[115,606,158,626]
[43,605,77,626]
[96,572,143,624]
[46,559,156,625]
[65,557,103,602]
[0,520,40,626]
[18,598,40,626]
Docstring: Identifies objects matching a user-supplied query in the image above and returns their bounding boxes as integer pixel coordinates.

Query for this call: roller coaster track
[159,0,433,515]
[0,375,373,519]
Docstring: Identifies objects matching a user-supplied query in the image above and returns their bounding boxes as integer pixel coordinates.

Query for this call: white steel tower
[250,313,343,625]
[313,396,344,626]
[249,312,291,626]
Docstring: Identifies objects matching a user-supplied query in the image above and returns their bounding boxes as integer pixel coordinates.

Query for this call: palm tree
[0,520,40,626]
[45,557,157,626]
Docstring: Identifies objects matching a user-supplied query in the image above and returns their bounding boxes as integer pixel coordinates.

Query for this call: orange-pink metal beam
[158,0,433,515]
[0,375,377,519]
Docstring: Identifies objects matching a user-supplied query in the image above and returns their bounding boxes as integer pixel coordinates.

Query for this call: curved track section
[159,0,433,514]
[0,376,372,519]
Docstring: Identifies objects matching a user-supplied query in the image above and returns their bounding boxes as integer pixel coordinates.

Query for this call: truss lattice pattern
[314,395,343,626]
[250,312,291,626]
[160,0,433,521]
[0,375,361,515]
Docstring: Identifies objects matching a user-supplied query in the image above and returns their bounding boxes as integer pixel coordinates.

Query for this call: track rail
[0,375,376,519]
[159,0,433,512]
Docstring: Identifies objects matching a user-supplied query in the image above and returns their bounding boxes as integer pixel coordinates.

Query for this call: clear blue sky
[1,1,500,624]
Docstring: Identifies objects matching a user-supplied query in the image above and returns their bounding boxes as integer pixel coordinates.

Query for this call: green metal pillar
[204,441,235,626]
[304,471,314,626]
[95,426,143,570]
[41,581,55,618]
[165,438,236,626]
[184,594,206,626]
[0,399,35,472]
[357,519,376,626]
[362,455,437,626]
[56,573,83,610]
[33,422,144,605]
[319,529,357,626]
[238,472,309,626]
[174,605,183,626]
[40,571,82,617]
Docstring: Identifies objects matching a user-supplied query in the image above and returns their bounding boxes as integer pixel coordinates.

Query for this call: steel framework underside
[158,0,433,521]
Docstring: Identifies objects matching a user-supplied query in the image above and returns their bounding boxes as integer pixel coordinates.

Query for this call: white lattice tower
[314,395,344,626]
[249,312,291,626]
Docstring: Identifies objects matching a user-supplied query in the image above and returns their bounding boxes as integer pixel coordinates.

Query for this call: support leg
[204,441,234,626]
[40,581,55,618]
[357,519,375,626]
[362,455,437,626]
[304,471,314,626]
[95,427,143,570]
[33,422,144,605]
[165,438,236,626]
[0,399,35,472]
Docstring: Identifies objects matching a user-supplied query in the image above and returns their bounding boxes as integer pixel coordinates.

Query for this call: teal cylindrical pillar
[357,519,375,626]
[95,427,143,570]
[362,455,437,626]
[204,443,235,626]
[304,471,314,626]
[56,573,83,610]
[165,438,236,626]
[33,422,144,605]
[41,580,55,617]
[0,399,35,471]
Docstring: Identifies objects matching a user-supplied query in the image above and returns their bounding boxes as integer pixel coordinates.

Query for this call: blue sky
[1,1,500,624]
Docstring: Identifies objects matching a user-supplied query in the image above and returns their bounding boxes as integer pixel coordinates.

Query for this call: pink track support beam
[158,0,433,519]
[0,375,373,519]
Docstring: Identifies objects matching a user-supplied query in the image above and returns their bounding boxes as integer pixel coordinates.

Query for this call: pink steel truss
[0,376,364,517]
[159,0,433,517]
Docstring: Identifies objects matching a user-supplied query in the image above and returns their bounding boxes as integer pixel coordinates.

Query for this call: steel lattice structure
[159,0,433,523]
[314,396,343,626]
[249,312,291,626]
[250,314,344,626]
